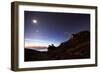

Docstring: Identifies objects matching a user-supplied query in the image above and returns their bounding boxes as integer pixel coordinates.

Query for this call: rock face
[25,31,90,61]
[48,31,90,60]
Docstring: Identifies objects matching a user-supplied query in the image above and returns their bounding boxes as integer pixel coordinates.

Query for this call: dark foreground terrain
[24,31,90,61]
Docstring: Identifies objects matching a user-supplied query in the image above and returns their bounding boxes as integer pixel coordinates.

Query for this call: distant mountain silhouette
[25,31,90,61]
[24,49,49,61]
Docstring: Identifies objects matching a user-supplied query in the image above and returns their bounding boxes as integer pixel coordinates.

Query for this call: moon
[32,19,37,24]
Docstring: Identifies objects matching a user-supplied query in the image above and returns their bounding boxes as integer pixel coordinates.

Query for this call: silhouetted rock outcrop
[25,31,90,61]
[48,31,90,59]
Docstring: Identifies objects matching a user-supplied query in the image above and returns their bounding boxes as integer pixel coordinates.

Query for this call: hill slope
[25,31,90,61]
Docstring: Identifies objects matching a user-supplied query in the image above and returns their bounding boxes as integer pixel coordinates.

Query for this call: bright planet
[32,19,37,24]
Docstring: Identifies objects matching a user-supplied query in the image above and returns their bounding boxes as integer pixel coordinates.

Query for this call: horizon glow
[25,38,60,48]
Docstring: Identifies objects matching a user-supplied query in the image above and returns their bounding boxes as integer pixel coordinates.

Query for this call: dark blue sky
[24,11,90,46]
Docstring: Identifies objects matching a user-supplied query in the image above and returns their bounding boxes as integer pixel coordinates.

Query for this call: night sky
[24,11,90,47]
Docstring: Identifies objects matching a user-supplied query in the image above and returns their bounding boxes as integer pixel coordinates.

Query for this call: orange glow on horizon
[25,41,48,49]
[25,45,48,49]
[25,39,59,49]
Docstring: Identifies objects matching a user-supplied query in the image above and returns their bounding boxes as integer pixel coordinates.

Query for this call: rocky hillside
[25,31,90,61]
